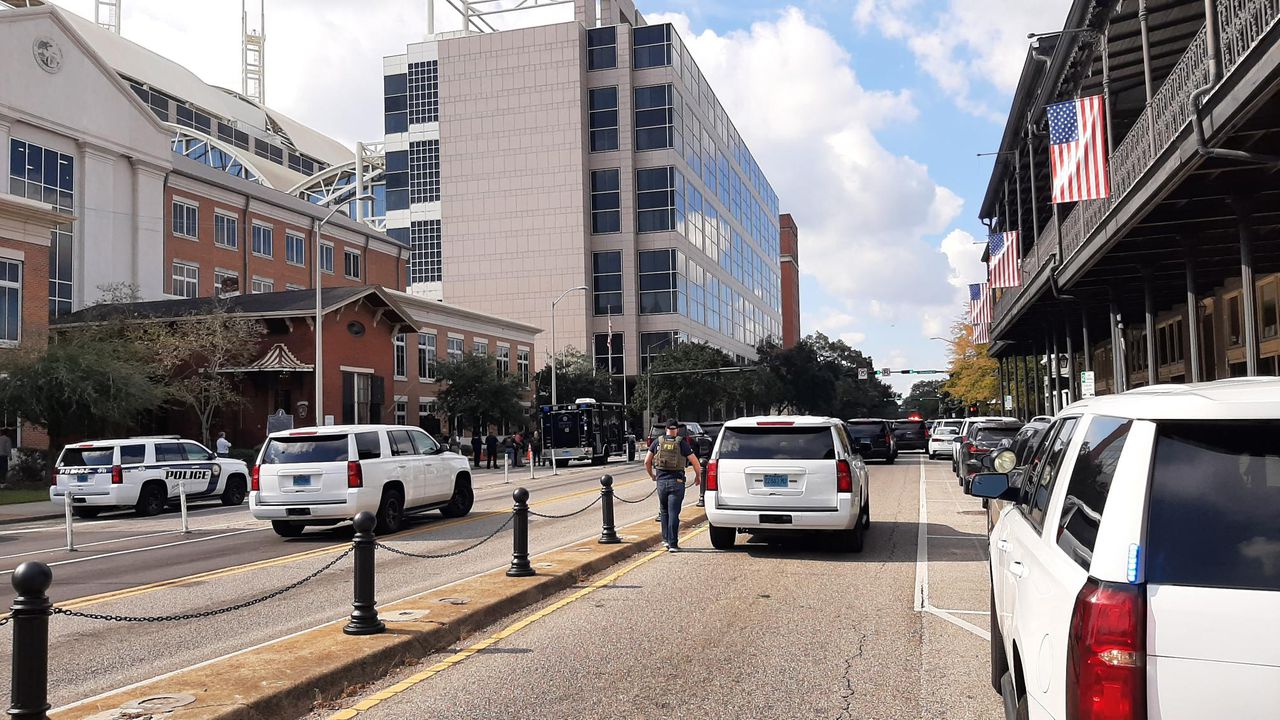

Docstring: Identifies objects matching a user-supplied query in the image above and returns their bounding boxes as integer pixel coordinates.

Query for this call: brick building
[780,213,800,348]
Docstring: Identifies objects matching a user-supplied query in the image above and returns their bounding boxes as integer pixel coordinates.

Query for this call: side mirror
[969,472,1019,502]
[208,451,218,461]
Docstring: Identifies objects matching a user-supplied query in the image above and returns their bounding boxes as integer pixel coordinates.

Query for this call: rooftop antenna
[95,0,120,33]
[242,0,265,104]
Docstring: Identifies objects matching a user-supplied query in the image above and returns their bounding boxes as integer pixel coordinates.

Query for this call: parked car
[958,420,1022,488]
[844,419,897,463]
[646,421,713,460]
[250,424,473,537]
[892,418,929,452]
[927,426,959,460]
[704,416,870,552]
[982,420,1050,532]
[951,416,1019,476]
[51,437,250,518]
[973,378,1280,719]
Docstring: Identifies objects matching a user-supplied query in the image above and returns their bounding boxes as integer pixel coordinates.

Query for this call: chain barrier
[375,513,515,559]
[527,494,601,519]
[50,548,352,623]
[614,484,658,504]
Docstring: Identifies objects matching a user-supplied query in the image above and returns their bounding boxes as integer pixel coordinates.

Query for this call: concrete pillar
[1082,306,1092,372]
[1144,269,1158,384]
[1065,314,1077,403]
[1184,238,1203,382]
[1110,288,1128,393]
[1235,200,1260,375]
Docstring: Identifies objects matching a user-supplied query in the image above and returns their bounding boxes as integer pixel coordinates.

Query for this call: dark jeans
[487,450,497,469]
[656,474,686,547]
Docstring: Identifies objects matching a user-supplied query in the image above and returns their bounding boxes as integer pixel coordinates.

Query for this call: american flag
[1047,95,1110,203]
[973,323,990,344]
[988,231,1021,289]
[969,283,992,325]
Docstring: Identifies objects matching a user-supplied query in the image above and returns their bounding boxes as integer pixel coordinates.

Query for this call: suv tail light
[251,465,260,491]
[50,470,58,487]
[705,460,718,491]
[110,465,124,484]
[836,459,853,493]
[1067,578,1146,720]
[347,461,364,488]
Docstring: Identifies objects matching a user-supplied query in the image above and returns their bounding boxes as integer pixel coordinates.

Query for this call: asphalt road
[315,454,1002,720]
[0,458,670,711]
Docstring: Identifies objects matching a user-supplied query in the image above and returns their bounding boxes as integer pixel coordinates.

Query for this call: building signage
[858,368,868,380]
[1080,371,1096,399]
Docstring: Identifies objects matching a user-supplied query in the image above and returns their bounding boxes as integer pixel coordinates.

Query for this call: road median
[52,506,705,720]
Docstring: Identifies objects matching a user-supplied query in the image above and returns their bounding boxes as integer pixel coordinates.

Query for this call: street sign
[1004,395,1013,410]
[1081,370,1096,398]
[880,368,890,377]
[858,368,868,380]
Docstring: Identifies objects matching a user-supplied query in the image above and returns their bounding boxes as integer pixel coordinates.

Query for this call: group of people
[469,430,544,469]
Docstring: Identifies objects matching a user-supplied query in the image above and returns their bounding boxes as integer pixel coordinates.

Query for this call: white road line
[926,534,983,540]
[0,506,246,535]
[0,520,261,562]
[914,455,991,642]
[932,608,987,616]
[0,528,265,576]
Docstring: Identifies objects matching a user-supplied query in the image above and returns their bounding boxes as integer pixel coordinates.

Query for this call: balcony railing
[994,0,1280,327]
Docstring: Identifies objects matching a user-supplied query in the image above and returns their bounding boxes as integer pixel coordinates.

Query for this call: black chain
[51,549,352,623]
[375,513,514,559]
[614,484,658,504]
[0,616,9,627]
[528,494,602,519]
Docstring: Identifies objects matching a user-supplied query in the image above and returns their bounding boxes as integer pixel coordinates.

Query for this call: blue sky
[52,0,1072,394]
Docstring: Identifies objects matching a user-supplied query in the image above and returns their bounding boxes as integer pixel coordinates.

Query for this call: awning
[221,343,313,373]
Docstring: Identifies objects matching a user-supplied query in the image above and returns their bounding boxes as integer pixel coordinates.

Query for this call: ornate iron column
[1184,236,1203,382]
[1145,268,1159,384]
[1234,197,1260,375]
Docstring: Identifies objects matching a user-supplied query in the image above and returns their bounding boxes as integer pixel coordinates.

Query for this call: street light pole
[314,193,374,427]
[548,285,587,475]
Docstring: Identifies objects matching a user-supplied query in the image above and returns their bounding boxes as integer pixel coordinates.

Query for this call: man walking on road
[215,432,231,457]
[645,419,701,552]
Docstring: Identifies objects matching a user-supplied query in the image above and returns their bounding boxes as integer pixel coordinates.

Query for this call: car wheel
[134,483,167,517]
[554,459,569,468]
[590,455,606,466]
[861,490,871,530]
[375,487,406,535]
[708,524,735,550]
[841,521,864,553]
[271,520,306,538]
[440,477,474,518]
[220,477,247,506]
[990,588,1008,694]
[72,507,101,519]
[884,453,896,465]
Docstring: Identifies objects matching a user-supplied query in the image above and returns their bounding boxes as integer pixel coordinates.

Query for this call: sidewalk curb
[52,507,706,720]
[0,511,61,526]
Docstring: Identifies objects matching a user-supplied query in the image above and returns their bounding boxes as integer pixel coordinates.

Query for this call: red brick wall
[0,235,51,450]
[163,187,404,297]
[780,213,801,349]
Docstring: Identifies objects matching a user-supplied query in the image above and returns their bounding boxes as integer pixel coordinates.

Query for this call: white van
[250,424,472,537]
[704,416,870,552]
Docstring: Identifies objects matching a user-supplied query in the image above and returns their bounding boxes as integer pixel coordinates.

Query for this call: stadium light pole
[314,194,374,426]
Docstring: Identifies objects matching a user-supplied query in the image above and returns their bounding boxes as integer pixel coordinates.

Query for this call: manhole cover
[437,597,468,605]
[386,609,430,621]
[122,695,196,712]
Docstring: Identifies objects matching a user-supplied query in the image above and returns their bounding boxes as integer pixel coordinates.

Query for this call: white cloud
[652,8,963,315]
[854,0,1073,118]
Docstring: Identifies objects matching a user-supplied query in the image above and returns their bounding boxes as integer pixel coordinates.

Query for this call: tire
[440,476,474,518]
[708,524,735,550]
[990,588,1009,694]
[374,487,406,535]
[72,507,101,519]
[134,483,167,517]
[590,455,605,466]
[554,459,569,468]
[841,521,864,553]
[220,476,247,506]
[885,453,896,465]
[271,520,305,537]
[861,490,871,530]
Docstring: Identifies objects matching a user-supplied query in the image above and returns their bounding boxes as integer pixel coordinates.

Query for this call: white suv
[972,379,1280,719]
[704,416,870,552]
[51,438,250,517]
[250,424,472,537]
[952,415,1019,476]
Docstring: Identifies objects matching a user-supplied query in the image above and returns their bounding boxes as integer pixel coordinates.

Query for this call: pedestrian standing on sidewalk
[471,433,483,469]
[0,431,11,481]
[485,431,499,470]
[644,419,702,552]
[215,432,232,457]
[531,429,543,467]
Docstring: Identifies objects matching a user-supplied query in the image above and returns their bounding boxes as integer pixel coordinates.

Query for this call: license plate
[762,474,789,488]
[76,474,90,483]
[292,475,313,487]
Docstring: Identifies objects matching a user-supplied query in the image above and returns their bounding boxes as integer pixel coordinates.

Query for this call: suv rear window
[973,426,1019,443]
[895,421,925,434]
[846,422,886,436]
[718,426,836,460]
[59,447,115,467]
[262,435,350,464]
[1147,421,1280,591]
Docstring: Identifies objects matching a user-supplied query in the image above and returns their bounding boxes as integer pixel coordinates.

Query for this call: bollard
[505,488,535,577]
[504,450,510,484]
[598,475,621,544]
[343,511,385,636]
[63,491,75,553]
[9,561,53,720]
[178,480,190,534]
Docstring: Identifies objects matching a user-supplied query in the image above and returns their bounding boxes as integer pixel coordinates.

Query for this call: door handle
[1007,561,1028,579]
[397,464,407,469]
[996,540,1012,552]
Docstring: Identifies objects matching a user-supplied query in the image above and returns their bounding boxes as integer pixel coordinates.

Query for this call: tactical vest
[654,436,685,472]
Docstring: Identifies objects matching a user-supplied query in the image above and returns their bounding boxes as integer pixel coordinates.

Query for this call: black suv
[845,419,897,463]
[958,420,1022,485]
[891,419,928,452]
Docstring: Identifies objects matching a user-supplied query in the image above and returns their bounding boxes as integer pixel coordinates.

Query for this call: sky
[51,0,1073,394]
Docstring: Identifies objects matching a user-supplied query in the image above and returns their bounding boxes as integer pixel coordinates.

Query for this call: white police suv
[51,437,250,518]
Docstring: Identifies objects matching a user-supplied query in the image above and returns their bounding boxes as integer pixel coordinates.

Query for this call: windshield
[1146,420,1280,591]
[261,435,350,464]
[933,427,958,437]
[718,426,835,460]
[59,447,115,467]
[973,427,1019,443]
[846,422,885,435]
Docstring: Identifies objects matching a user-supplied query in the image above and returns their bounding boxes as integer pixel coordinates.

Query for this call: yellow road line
[327,524,709,720]
[56,471,652,611]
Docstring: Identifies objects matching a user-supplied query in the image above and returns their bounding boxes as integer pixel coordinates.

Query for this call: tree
[647,342,736,420]
[438,353,527,433]
[943,318,999,411]
[132,309,266,446]
[754,334,896,418]
[533,347,614,407]
[902,379,961,418]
